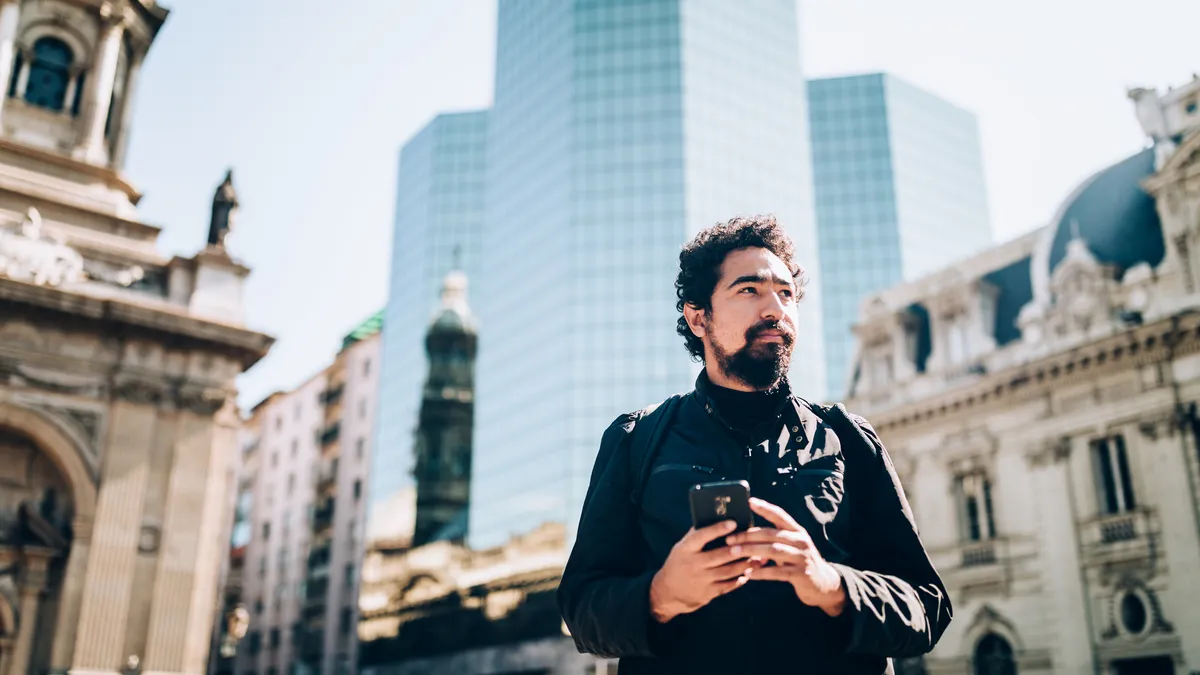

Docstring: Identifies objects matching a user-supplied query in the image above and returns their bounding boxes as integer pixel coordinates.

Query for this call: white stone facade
[846,77,1200,675]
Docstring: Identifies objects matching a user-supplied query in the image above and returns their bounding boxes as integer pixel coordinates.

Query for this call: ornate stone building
[0,2,274,675]
[845,76,1200,675]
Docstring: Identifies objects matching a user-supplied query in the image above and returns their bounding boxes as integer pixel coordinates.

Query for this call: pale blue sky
[123,0,1198,406]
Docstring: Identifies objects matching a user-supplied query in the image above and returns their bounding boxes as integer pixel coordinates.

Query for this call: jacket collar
[693,368,795,433]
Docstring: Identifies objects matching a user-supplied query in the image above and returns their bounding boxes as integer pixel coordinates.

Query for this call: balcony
[931,537,1013,596]
[320,384,344,407]
[316,459,338,490]
[313,499,335,531]
[960,541,998,567]
[318,422,341,447]
[1080,509,1157,567]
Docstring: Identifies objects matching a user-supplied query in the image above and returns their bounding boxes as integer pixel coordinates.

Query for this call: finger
[749,497,803,532]
[725,528,781,546]
[711,573,751,597]
[680,520,738,553]
[706,558,757,581]
[744,564,791,583]
[726,528,812,549]
[734,542,804,563]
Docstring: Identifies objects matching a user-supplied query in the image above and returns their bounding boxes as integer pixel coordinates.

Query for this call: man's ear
[683,303,707,338]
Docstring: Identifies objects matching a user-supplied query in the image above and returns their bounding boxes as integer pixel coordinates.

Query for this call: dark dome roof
[1047,148,1165,279]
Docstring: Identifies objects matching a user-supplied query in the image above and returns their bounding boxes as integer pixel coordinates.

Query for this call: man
[557,215,951,674]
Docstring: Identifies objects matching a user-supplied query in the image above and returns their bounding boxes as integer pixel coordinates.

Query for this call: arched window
[24,37,73,112]
[973,633,1017,675]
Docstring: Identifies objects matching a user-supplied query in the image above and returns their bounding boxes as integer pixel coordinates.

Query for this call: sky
[124,0,1200,406]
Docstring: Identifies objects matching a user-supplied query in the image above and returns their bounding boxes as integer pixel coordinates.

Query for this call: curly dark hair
[675,214,808,362]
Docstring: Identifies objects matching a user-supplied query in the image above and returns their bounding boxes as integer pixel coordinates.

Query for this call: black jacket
[557,373,952,674]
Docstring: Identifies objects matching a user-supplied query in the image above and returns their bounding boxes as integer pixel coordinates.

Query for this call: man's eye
[779,289,794,299]
[739,287,757,294]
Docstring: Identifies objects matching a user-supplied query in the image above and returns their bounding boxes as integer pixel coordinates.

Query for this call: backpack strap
[626,393,686,506]
[797,398,880,466]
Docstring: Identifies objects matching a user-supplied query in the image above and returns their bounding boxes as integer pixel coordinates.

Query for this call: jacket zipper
[649,463,716,477]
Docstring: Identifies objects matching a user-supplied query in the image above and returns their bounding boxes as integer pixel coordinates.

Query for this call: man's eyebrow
[725,272,793,290]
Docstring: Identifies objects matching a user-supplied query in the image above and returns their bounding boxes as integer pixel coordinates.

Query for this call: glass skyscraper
[469,0,821,549]
[372,111,488,535]
[808,73,991,400]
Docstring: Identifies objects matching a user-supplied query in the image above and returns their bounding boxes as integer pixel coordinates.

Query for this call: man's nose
[761,292,785,320]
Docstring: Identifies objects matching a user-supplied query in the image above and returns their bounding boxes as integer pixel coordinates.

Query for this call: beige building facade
[845,77,1200,675]
[0,2,273,675]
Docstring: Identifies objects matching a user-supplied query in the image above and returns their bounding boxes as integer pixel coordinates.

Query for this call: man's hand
[725,498,847,617]
[649,520,757,623]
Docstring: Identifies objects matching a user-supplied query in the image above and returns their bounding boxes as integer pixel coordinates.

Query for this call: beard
[708,318,795,391]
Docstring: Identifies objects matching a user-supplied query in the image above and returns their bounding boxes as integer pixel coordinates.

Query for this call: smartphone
[689,480,753,550]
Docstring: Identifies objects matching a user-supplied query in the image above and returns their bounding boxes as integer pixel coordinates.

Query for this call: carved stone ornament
[0,208,86,288]
[1025,436,1071,468]
[176,387,228,416]
[113,379,165,406]
[138,524,160,554]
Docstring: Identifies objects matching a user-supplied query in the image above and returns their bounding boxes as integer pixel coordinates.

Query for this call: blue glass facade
[809,74,990,400]
[371,111,488,532]
[469,0,819,549]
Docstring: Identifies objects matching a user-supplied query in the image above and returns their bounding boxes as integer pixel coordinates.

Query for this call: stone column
[144,402,233,674]
[62,66,83,115]
[71,397,156,672]
[1141,418,1200,668]
[109,51,142,170]
[12,47,29,99]
[9,556,50,675]
[1025,437,1095,675]
[0,0,20,125]
[0,638,14,675]
[49,517,92,672]
[75,9,124,164]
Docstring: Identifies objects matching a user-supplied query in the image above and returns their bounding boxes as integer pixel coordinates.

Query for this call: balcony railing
[1100,514,1138,543]
[318,422,341,446]
[320,384,344,407]
[313,500,335,531]
[961,541,998,567]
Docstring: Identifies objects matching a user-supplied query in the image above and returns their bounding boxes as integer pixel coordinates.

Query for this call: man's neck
[704,363,788,393]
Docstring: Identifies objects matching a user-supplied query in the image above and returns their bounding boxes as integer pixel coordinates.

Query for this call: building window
[23,37,74,112]
[291,439,298,457]
[1092,435,1136,515]
[353,479,362,501]
[247,631,261,655]
[294,402,301,420]
[954,472,995,542]
[275,415,282,431]
[358,399,368,420]
[271,451,278,468]
[258,556,266,578]
[269,628,280,649]
[339,606,353,634]
[287,473,295,495]
[345,563,355,588]
[363,358,372,376]
[262,522,271,541]
[972,633,1015,675]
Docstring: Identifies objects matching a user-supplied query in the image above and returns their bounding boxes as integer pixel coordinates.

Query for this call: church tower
[412,268,477,547]
[0,3,273,675]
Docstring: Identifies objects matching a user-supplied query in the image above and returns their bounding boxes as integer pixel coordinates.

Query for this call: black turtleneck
[705,378,789,435]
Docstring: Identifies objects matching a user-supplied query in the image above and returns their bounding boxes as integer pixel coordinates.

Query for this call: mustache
[746,320,795,344]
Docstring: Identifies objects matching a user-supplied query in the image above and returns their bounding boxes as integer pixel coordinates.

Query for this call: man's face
[685,247,799,391]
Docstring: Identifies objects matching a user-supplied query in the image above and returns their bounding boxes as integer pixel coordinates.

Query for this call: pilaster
[1024,437,1096,674]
